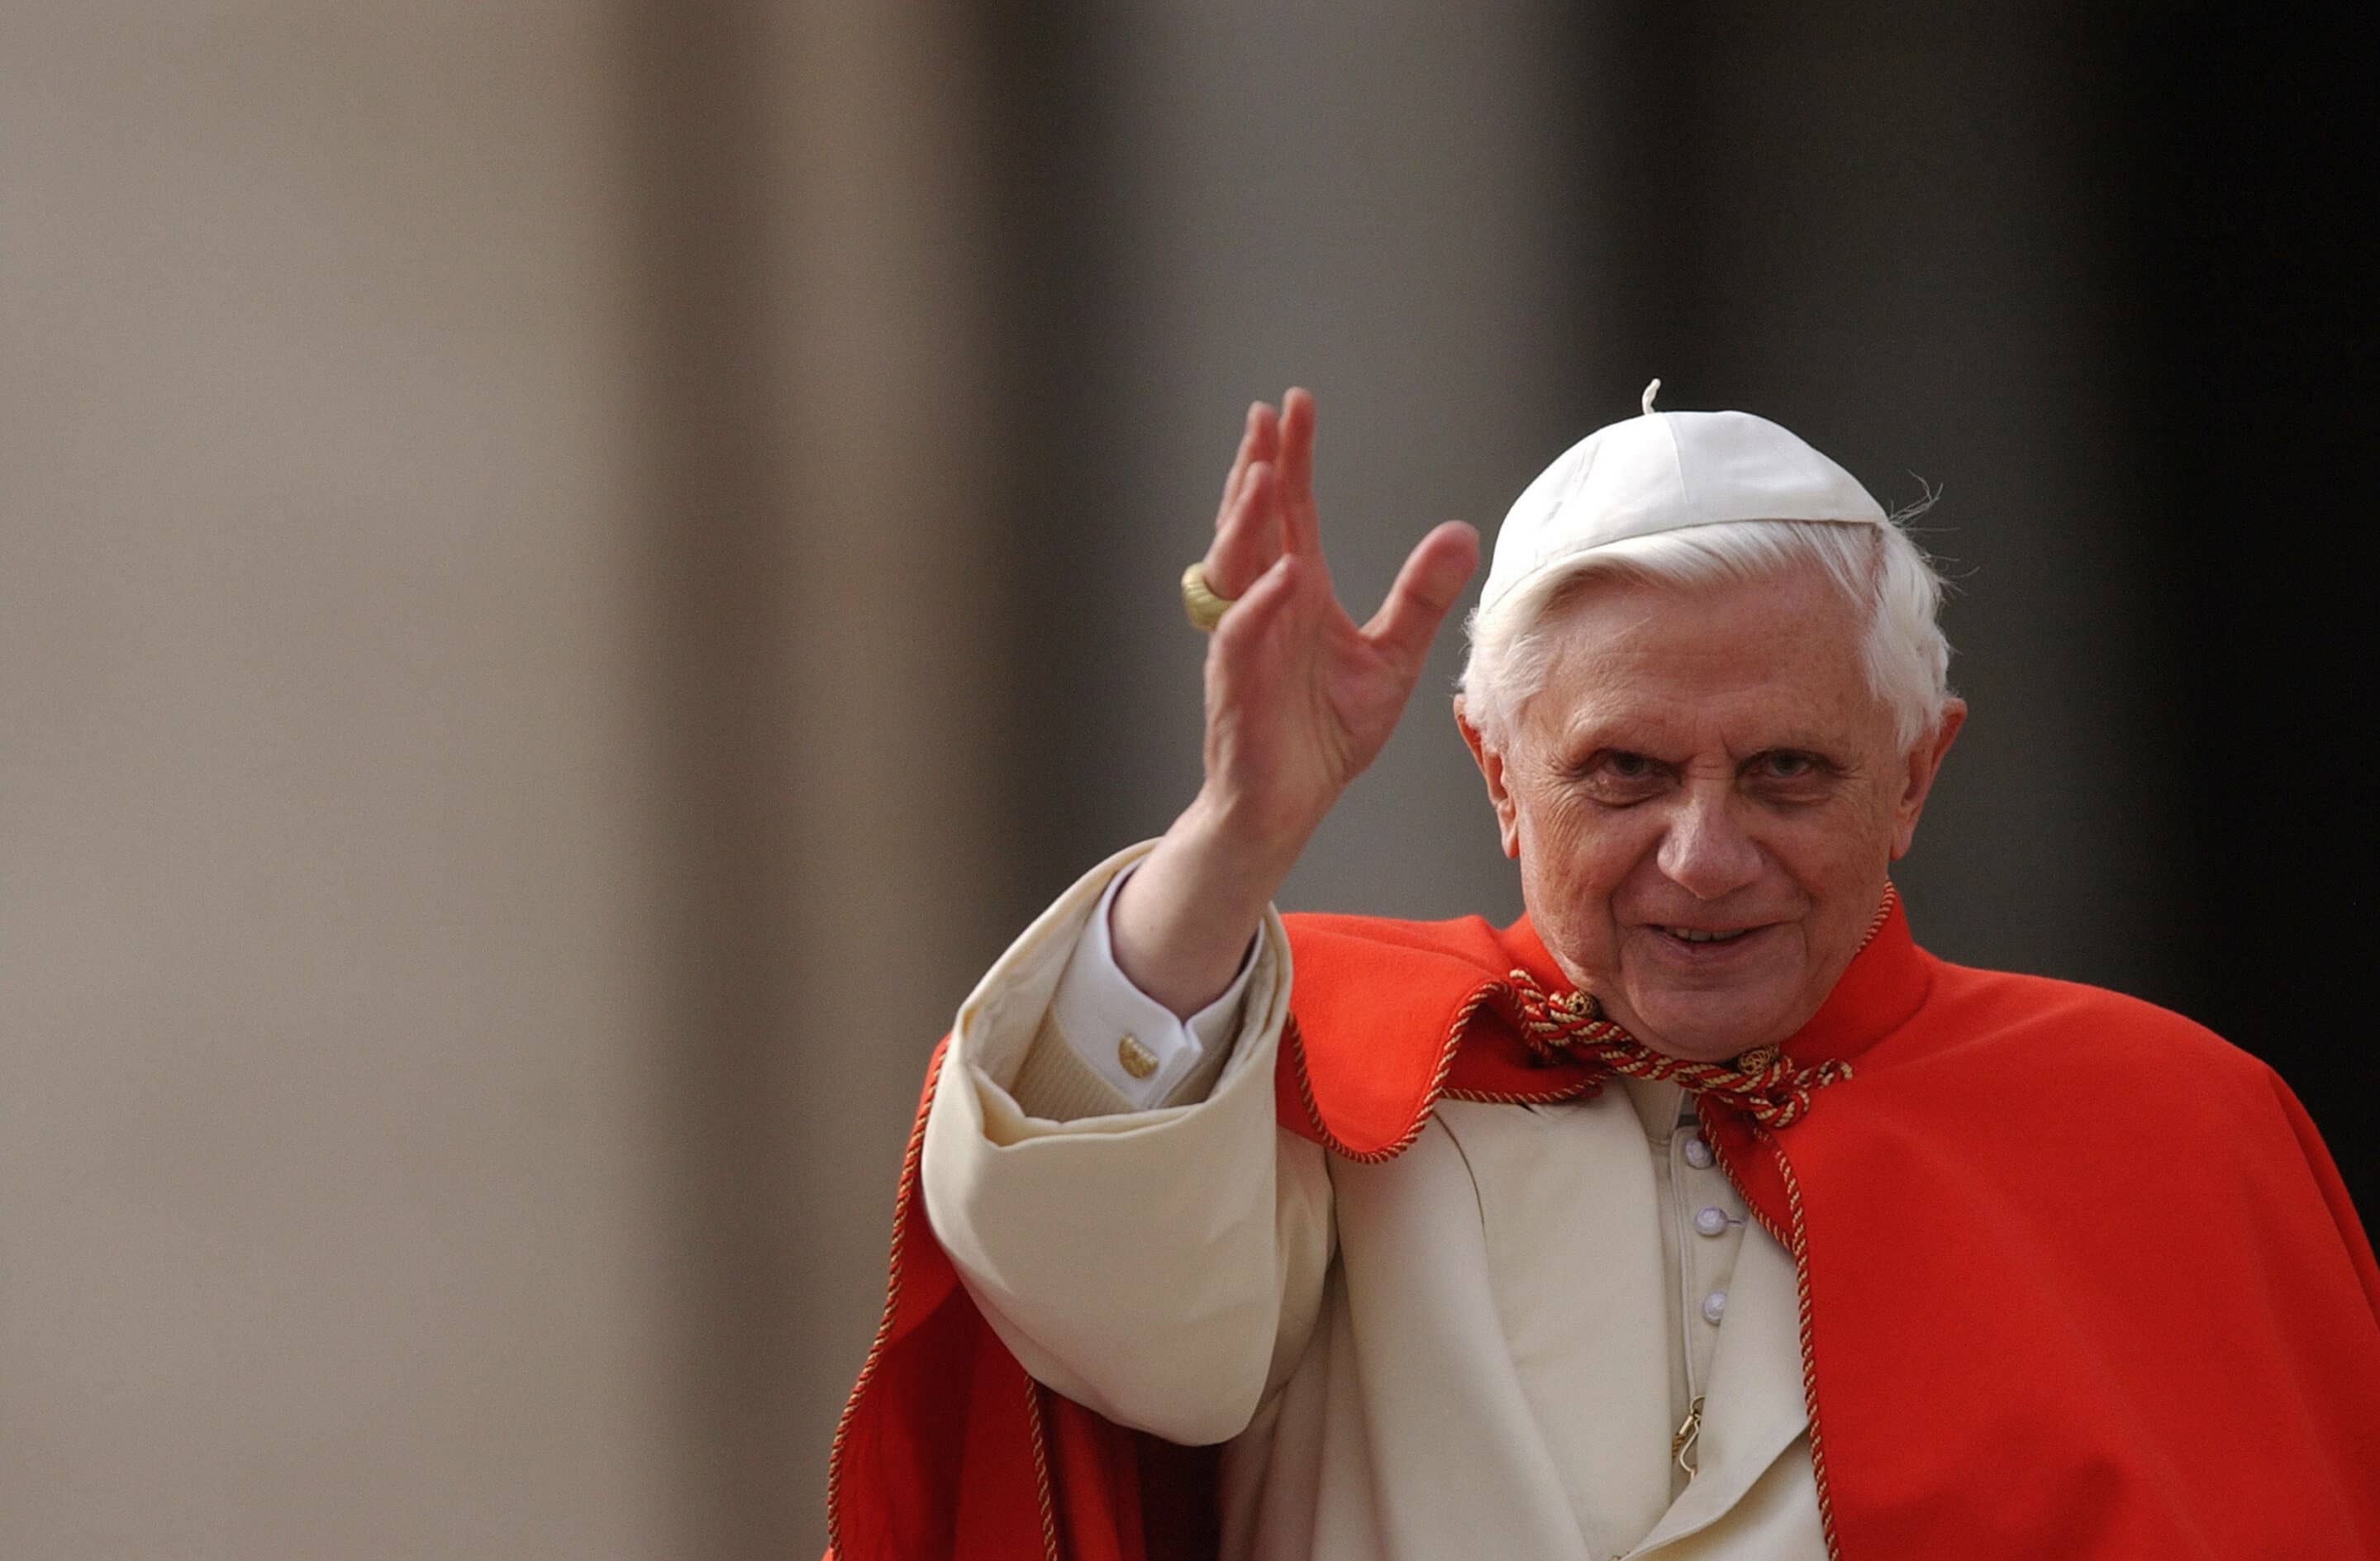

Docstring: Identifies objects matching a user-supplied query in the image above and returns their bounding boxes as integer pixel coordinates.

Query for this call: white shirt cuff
[1045,864,1259,1111]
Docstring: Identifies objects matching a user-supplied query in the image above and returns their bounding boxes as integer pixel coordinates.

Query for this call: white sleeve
[1011,863,1256,1118]
[921,841,1334,1446]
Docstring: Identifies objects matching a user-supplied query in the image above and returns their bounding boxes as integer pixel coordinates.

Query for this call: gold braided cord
[1859,881,1897,949]
[824,1048,945,1557]
[1283,991,1481,1164]
[1705,1118,1840,1560]
[1500,883,1897,1129]
[1773,1141,1842,1559]
[827,1046,1069,1561]
[1022,1381,1060,1561]
[1502,968,1854,1128]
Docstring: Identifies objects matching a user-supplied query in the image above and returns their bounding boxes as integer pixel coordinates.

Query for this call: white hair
[1458,516,1954,754]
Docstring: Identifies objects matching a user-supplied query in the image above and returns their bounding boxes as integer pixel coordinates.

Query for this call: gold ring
[1181,561,1235,632]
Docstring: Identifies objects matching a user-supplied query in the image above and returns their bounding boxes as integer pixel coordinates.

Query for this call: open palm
[1108,390,1478,1016]
[1197,390,1479,850]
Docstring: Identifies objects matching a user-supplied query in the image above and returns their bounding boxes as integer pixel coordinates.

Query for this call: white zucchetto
[1480,380,1888,612]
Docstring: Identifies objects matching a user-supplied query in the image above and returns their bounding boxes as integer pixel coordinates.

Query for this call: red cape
[826,901,2380,1559]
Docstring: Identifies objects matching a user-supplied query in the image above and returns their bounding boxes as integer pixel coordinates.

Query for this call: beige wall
[1,6,677,1556]
[3,3,1036,1554]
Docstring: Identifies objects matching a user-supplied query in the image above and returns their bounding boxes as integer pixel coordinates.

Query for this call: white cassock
[924,845,1828,1560]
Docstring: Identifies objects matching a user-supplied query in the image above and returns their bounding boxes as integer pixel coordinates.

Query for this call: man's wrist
[1108,800,1294,1018]
[1171,786,1313,896]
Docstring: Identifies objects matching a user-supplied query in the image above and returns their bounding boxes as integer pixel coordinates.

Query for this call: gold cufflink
[1117,1034,1158,1080]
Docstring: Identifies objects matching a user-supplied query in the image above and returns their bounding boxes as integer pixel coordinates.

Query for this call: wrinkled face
[1461,561,1961,1063]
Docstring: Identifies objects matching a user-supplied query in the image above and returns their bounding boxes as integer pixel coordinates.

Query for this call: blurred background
[5,3,2373,1556]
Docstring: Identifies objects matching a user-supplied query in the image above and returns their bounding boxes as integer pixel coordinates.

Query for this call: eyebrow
[1549,720,1848,759]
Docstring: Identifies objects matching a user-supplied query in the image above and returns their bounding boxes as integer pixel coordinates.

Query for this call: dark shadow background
[2102,10,2378,1197]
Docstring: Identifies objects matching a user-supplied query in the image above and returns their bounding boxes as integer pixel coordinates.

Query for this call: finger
[1361,521,1481,678]
[1207,460,1283,598]
[1276,388,1321,557]
[1215,402,1278,532]
[1209,547,1307,665]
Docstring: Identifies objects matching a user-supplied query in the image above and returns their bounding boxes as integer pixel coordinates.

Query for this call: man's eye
[1577,751,1664,798]
[1752,752,1829,785]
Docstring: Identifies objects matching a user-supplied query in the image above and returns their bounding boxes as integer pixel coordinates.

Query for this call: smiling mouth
[1663,926,1753,943]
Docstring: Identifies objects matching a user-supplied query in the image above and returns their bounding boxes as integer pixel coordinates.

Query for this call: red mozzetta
[826,900,2380,1559]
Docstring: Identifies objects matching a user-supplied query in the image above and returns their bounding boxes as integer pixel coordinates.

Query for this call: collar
[1497,890,1933,1073]
[1278,891,1934,1161]
[1618,1074,1693,1144]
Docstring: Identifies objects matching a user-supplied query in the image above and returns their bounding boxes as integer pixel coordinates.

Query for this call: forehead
[1521,564,1887,751]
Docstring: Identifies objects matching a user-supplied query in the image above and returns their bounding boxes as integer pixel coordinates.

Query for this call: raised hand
[1111,390,1478,1016]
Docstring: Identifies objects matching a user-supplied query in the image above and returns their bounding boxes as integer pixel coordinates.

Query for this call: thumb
[1362,521,1480,677]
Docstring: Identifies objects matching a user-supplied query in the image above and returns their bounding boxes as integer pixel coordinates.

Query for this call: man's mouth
[1661,926,1756,944]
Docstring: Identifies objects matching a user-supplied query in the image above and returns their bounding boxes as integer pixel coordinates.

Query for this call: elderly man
[826,390,2380,1559]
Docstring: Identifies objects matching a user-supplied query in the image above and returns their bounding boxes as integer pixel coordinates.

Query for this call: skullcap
[1480,380,1887,612]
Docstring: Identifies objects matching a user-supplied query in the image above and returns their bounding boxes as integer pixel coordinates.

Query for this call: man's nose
[1655,789,1764,901]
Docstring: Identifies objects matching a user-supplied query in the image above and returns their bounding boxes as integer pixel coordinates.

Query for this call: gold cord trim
[1502,968,1854,1129]
[1707,1112,1841,1561]
[824,1046,946,1556]
[1774,1142,1841,1559]
[1283,977,1493,1162]
[1443,1078,1604,1107]
[1864,882,1897,948]
[1023,1379,1060,1561]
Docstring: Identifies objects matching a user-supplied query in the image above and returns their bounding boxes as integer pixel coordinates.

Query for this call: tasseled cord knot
[1505,968,1852,1130]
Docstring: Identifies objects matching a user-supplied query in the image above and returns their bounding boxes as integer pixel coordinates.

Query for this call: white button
[1694,1206,1729,1237]
[1683,1134,1714,1169]
[1702,1290,1728,1325]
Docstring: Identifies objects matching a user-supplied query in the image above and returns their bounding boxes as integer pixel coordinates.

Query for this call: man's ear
[1890,698,1966,860]
[1454,697,1523,860]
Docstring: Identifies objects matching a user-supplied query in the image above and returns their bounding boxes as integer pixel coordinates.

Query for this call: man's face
[1460,560,1962,1063]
